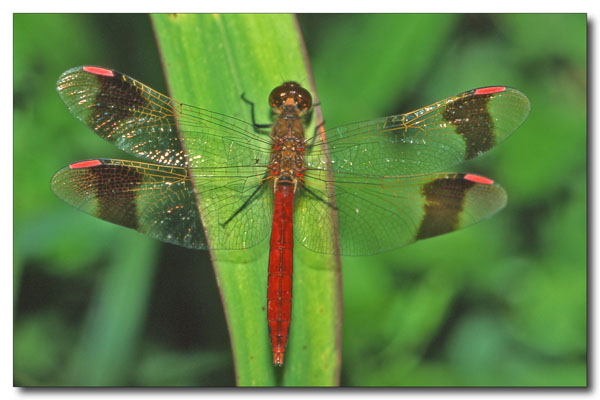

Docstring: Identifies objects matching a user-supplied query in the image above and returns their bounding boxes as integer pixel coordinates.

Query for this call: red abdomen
[267,182,295,366]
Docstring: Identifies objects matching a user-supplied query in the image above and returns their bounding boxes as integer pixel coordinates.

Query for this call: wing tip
[474,86,506,95]
[82,66,115,77]
[464,173,494,185]
[69,159,104,169]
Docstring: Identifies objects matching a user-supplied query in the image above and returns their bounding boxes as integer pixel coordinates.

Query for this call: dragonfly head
[269,81,312,116]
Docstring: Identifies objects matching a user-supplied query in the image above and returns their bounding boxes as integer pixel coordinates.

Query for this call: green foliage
[152,14,341,386]
[304,13,586,386]
[14,13,586,386]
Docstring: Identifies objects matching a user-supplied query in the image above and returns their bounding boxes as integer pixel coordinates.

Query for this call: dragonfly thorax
[269,117,307,188]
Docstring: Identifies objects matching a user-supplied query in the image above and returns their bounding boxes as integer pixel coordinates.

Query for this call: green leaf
[152,14,341,386]
[66,235,158,385]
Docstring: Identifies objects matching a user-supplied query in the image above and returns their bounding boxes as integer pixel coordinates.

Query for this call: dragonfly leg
[305,119,325,152]
[303,99,324,151]
[241,93,272,132]
[301,184,336,210]
[221,176,269,227]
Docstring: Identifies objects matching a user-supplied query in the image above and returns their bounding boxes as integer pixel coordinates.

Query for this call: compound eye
[269,82,313,112]
[269,86,286,109]
[294,87,312,112]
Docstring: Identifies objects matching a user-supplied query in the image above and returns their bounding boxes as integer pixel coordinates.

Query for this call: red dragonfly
[51,66,530,366]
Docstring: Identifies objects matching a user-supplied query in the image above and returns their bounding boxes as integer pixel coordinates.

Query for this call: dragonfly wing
[299,86,528,255]
[191,169,274,250]
[51,159,207,249]
[57,67,187,166]
[56,66,274,250]
[296,173,507,255]
[308,87,530,177]
[51,159,273,250]
[56,66,271,169]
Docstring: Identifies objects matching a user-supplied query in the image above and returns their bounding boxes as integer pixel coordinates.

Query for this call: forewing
[56,66,271,170]
[307,87,530,178]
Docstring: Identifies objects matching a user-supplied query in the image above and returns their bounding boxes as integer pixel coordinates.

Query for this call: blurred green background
[14,14,586,386]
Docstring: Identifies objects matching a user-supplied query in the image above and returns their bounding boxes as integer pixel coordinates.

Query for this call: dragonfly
[51,66,530,366]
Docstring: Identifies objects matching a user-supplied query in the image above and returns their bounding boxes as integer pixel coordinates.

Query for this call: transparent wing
[56,69,528,255]
[56,66,274,250]
[51,159,207,249]
[56,66,271,169]
[51,159,274,250]
[298,86,528,255]
[295,172,507,255]
[306,86,530,178]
